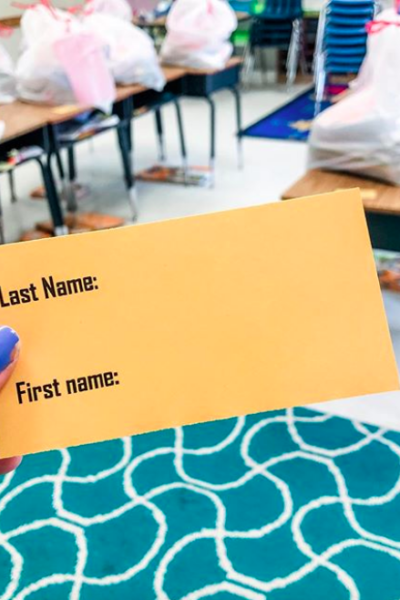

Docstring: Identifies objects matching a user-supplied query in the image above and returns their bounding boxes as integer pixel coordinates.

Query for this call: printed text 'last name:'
[0,275,99,307]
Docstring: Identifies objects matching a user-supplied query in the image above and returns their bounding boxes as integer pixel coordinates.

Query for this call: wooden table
[283,169,400,252]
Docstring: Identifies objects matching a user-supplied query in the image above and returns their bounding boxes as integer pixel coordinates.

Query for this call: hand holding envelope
[0,326,21,473]
[0,189,398,459]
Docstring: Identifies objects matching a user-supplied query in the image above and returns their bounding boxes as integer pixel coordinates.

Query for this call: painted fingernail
[0,327,19,372]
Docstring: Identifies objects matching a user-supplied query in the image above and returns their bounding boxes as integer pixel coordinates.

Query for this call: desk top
[163,57,243,76]
[0,102,49,143]
[282,169,400,216]
[0,66,187,142]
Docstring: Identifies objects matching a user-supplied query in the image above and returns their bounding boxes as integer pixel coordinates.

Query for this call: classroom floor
[2,82,400,431]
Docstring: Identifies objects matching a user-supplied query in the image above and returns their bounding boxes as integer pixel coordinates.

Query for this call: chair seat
[330,5,374,15]
[250,17,294,46]
[330,0,373,5]
[257,11,302,19]
[328,15,371,26]
[251,36,292,47]
[327,55,364,65]
[253,18,293,28]
[328,45,366,55]
[328,64,361,73]
[326,24,368,35]
[326,34,367,45]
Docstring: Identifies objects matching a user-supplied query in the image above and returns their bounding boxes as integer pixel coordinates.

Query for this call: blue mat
[241,87,334,142]
[1,406,400,599]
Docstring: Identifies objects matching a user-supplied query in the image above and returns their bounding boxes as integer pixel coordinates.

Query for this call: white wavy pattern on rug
[0,407,400,599]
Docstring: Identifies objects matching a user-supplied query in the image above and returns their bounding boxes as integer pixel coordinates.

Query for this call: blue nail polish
[0,327,19,371]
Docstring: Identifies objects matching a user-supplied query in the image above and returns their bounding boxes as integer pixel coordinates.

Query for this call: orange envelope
[0,189,398,458]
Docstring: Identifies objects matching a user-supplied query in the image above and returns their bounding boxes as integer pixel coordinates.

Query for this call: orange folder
[0,189,398,458]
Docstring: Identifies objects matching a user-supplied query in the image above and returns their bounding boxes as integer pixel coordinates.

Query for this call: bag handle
[0,25,14,38]
[366,19,400,34]
[12,0,58,19]
[206,0,214,14]
[12,0,83,32]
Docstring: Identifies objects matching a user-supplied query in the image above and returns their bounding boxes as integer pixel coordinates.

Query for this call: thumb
[0,327,22,475]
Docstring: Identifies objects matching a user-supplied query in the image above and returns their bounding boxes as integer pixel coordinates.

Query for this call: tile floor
[1,82,399,430]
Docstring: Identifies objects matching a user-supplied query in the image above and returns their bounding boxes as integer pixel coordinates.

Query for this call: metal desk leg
[66,146,78,213]
[154,108,166,164]
[37,156,68,237]
[8,171,18,204]
[232,85,243,169]
[117,123,138,221]
[205,96,216,187]
[174,100,189,184]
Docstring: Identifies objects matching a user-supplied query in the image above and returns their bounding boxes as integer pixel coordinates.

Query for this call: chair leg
[8,170,17,204]
[259,47,269,87]
[242,42,255,89]
[299,20,308,75]
[286,19,301,89]
[117,124,138,221]
[174,100,189,184]
[314,52,327,116]
[205,96,216,187]
[154,108,166,164]
[0,178,5,244]
[232,86,243,169]
[53,147,67,198]
[37,156,67,237]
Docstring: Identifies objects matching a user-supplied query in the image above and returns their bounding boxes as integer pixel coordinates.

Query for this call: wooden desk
[0,16,20,28]
[175,58,244,180]
[180,57,243,77]
[0,102,49,144]
[283,169,400,252]
[115,67,188,181]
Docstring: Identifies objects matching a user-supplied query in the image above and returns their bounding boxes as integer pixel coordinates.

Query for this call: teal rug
[1,407,400,599]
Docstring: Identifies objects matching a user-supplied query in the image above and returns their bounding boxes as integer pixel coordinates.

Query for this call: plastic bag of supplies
[308,9,400,185]
[161,0,237,70]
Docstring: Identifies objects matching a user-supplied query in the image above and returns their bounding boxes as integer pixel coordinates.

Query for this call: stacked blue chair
[244,0,304,87]
[314,0,375,113]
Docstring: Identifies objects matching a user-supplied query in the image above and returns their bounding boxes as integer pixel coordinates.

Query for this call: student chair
[229,0,254,12]
[243,0,304,87]
[314,0,376,115]
[0,144,65,244]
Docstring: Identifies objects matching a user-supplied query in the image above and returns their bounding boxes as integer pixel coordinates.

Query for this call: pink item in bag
[54,32,116,112]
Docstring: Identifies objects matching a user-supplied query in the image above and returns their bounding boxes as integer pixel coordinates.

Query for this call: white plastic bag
[86,0,132,21]
[161,0,237,70]
[16,5,115,111]
[0,44,16,103]
[84,13,165,90]
[308,9,400,185]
